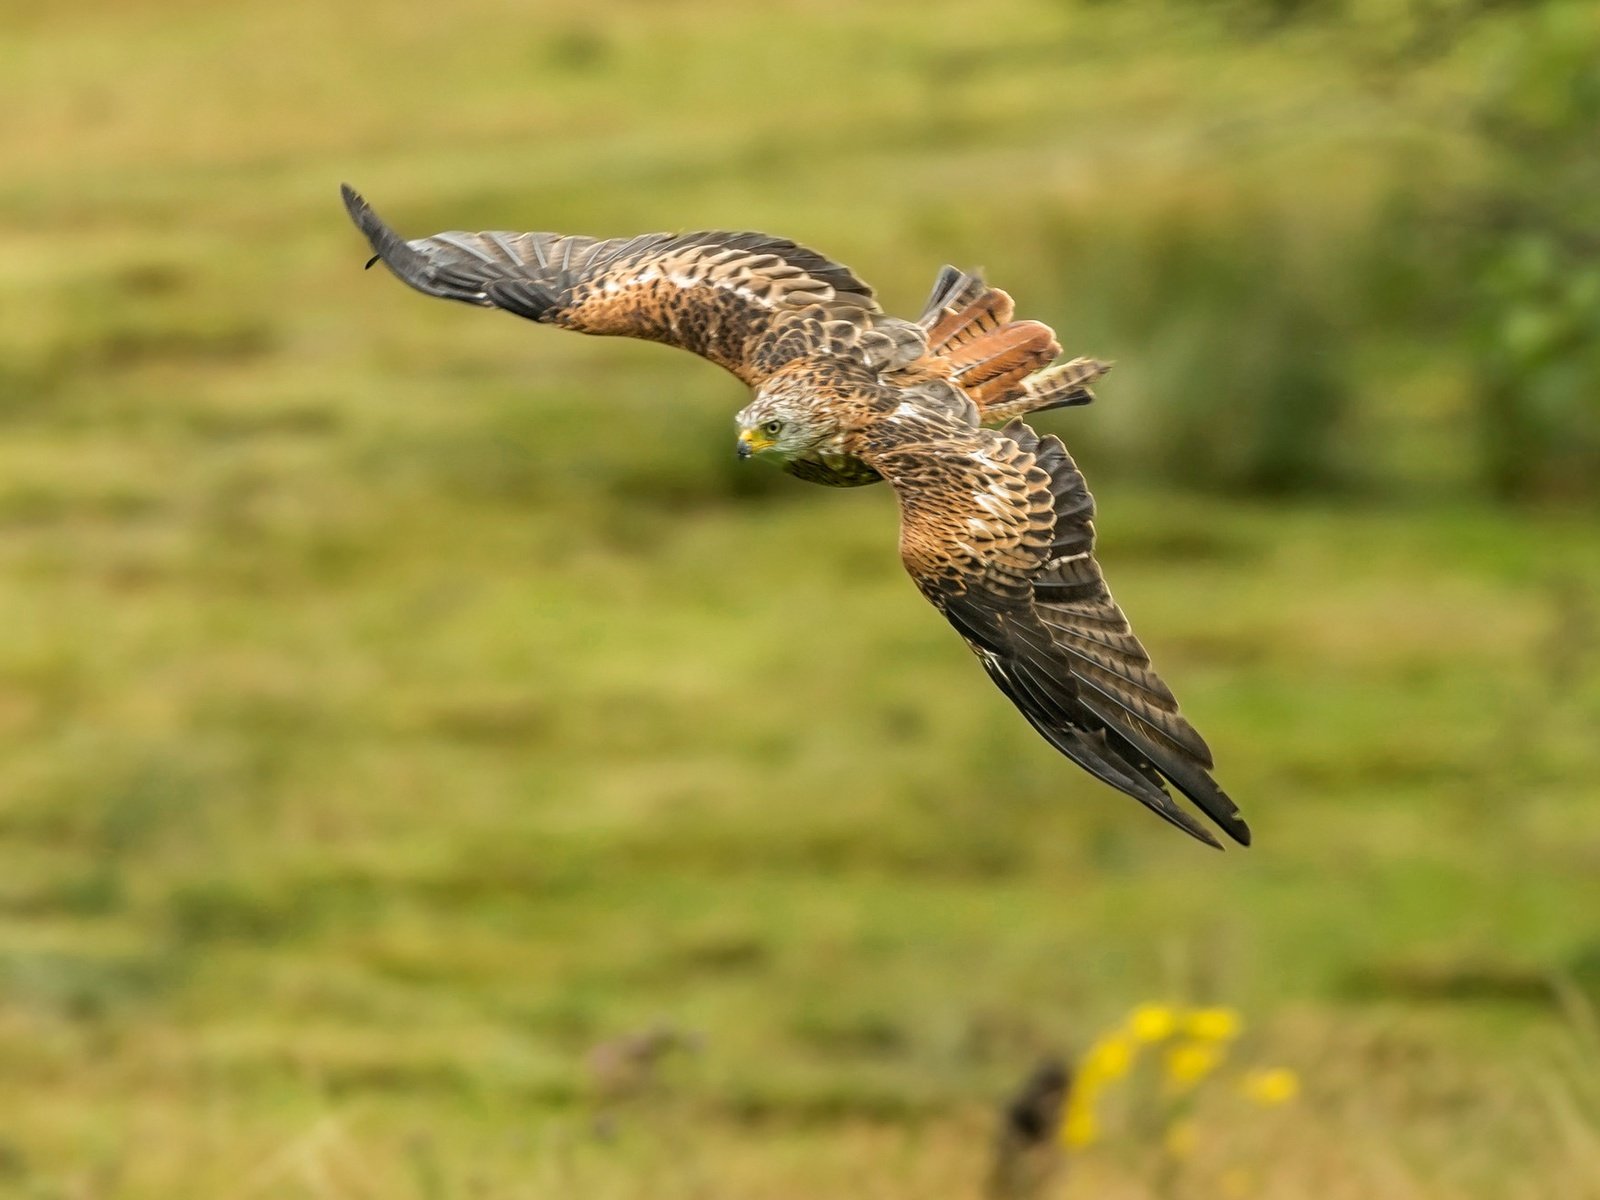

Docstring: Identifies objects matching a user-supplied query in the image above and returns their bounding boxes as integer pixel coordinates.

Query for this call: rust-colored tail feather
[985,356,1111,423]
[917,265,990,337]
[950,319,1062,406]
[917,266,1076,420]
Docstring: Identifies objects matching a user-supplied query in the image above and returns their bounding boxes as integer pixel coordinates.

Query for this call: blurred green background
[2,1,1599,1196]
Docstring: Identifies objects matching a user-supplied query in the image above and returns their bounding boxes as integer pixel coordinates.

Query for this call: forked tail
[916,266,1108,422]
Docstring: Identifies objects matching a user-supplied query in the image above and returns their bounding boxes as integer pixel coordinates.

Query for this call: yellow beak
[737,428,773,459]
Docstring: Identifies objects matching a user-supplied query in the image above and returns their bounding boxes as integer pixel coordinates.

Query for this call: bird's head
[734,392,833,463]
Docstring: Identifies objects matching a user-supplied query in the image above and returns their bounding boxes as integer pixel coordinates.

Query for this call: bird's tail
[984,355,1110,424]
[916,266,1104,420]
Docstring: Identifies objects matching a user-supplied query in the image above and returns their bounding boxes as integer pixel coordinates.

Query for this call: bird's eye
[763,420,783,436]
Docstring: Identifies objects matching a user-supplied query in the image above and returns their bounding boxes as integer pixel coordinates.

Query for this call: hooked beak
[736,428,772,460]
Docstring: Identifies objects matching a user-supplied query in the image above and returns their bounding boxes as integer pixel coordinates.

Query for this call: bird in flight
[341,185,1249,848]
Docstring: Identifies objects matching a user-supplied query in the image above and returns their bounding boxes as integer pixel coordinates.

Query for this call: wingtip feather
[340,183,389,253]
[340,183,378,239]
[337,184,461,300]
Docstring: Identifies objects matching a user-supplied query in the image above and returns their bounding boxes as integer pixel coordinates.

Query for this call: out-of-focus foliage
[1467,6,1600,500]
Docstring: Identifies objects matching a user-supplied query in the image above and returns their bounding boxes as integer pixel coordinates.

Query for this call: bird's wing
[858,407,1249,847]
[342,185,926,387]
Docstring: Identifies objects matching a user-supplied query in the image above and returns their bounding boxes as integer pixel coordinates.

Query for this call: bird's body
[342,185,1249,848]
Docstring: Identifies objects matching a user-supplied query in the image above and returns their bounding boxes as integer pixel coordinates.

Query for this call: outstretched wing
[861,410,1249,848]
[342,185,925,387]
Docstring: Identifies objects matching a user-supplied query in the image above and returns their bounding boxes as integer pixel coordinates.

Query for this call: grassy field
[3,1,1600,1196]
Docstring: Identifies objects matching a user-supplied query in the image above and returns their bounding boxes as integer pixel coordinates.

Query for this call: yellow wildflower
[1061,1098,1099,1148]
[1184,1006,1243,1042]
[1163,1041,1224,1092]
[1241,1067,1300,1107]
[1163,1118,1198,1159]
[1080,1034,1134,1085]
[1127,1003,1178,1043]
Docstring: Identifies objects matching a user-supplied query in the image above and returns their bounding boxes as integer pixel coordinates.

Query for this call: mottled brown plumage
[342,185,1247,847]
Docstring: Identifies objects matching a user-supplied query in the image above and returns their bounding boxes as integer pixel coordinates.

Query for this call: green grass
[3,1,1600,1196]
